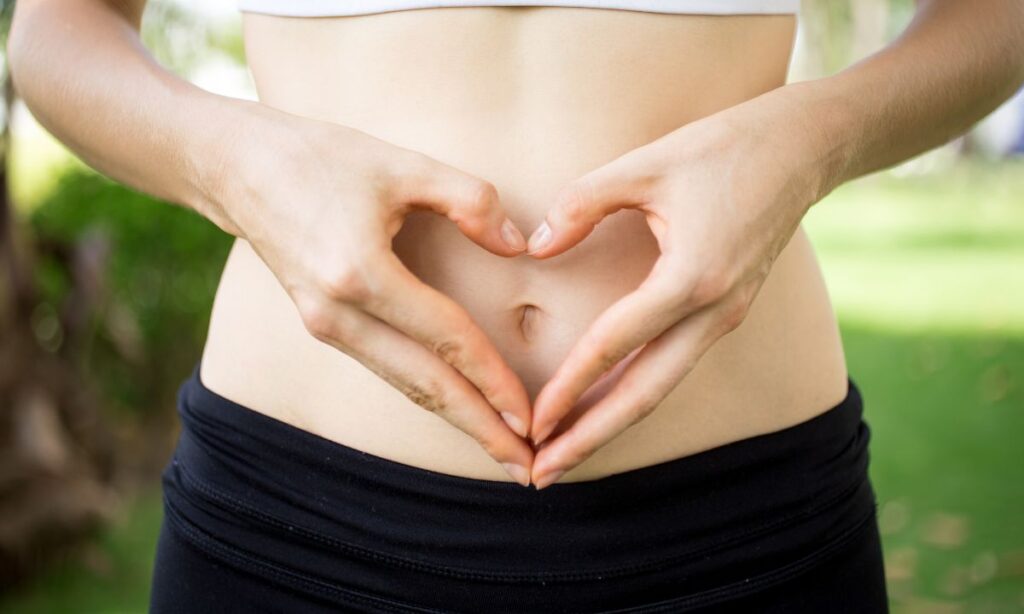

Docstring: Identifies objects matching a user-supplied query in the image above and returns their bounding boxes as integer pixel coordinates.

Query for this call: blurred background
[0,0,1020,612]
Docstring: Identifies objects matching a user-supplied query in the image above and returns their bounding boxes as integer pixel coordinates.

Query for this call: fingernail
[501,411,527,438]
[533,421,556,446]
[500,218,526,252]
[527,222,552,254]
[534,470,565,490]
[502,462,531,487]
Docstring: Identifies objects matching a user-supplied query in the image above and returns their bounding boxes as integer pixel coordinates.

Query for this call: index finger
[531,300,725,488]
[363,251,532,436]
[530,264,691,444]
[302,299,535,485]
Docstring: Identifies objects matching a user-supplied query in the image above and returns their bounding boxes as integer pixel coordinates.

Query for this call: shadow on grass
[1,321,1021,614]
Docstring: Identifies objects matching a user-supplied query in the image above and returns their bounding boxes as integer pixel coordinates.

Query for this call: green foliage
[29,168,233,415]
[0,492,163,614]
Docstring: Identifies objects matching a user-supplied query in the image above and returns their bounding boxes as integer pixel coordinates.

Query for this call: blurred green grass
[805,160,1024,335]
[2,160,1022,613]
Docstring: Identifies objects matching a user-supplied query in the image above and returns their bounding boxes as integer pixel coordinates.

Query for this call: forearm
[785,0,1024,200]
[7,0,273,229]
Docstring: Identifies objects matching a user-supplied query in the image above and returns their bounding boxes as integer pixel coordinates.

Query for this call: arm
[7,0,247,233]
[9,0,537,485]
[523,0,1024,488]
[787,0,1024,200]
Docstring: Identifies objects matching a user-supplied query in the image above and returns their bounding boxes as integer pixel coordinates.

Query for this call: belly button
[518,304,540,342]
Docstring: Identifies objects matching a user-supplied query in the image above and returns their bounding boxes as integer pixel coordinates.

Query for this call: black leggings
[149,362,889,613]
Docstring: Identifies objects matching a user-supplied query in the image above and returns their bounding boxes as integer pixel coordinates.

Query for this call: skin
[9,0,1024,492]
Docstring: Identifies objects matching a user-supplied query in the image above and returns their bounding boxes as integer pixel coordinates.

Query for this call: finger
[299,298,534,486]
[396,155,527,256]
[363,251,533,437]
[531,302,726,489]
[526,152,656,258]
[530,265,687,444]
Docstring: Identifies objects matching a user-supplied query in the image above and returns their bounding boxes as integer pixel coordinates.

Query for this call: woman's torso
[199,6,849,482]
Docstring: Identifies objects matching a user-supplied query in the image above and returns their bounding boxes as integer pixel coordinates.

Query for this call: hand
[215,108,535,485]
[523,92,830,489]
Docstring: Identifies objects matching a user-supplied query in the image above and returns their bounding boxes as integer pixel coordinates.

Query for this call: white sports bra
[236,0,800,17]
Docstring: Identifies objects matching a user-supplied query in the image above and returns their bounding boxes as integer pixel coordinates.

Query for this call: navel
[518,304,541,342]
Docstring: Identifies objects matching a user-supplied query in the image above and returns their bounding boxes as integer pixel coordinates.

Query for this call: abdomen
[199,7,849,480]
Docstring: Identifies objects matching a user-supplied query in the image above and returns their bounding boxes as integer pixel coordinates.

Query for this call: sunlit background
[0,1,1021,612]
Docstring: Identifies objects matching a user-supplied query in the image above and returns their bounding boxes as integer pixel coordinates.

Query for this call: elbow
[6,4,44,107]
[1000,2,1024,89]
[6,3,67,124]
[1014,24,1024,89]
[6,15,26,93]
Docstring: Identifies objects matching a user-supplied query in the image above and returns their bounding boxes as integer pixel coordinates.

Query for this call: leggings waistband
[161,361,878,611]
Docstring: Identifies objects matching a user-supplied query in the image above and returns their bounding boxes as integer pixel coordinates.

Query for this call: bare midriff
[199,7,849,482]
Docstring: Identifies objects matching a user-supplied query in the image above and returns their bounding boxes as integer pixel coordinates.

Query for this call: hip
[151,364,886,613]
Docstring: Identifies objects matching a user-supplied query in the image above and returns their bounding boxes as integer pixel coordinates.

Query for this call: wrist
[180,93,290,235]
[773,78,862,204]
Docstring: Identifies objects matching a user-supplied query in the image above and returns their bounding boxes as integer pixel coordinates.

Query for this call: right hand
[207,107,534,486]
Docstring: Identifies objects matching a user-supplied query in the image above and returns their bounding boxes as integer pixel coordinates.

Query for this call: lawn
[805,160,1024,613]
[2,159,1022,613]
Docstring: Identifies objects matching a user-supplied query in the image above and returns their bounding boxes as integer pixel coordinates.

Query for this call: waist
[162,364,877,611]
[200,227,848,480]
[198,7,847,480]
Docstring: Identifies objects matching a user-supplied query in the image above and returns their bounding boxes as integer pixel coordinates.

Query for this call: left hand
[524,91,831,489]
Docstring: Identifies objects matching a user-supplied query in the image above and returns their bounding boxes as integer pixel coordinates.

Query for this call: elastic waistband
[161,361,877,610]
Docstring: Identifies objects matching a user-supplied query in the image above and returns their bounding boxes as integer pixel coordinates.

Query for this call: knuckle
[558,179,593,223]
[562,446,593,470]
[597,350,623,373]
[390,150,432,186]
[473,431,502,460]
[623,387,661,427]
[460,179,498,219]
[296,296,337,342]
[720,298,750,333]
[431,338,464,366]
[689,269,731,307]
[657,262,695,305]
[580,333,621,374]
[403,379,448,415]
[593,343,629,374]
[318,259,374,304]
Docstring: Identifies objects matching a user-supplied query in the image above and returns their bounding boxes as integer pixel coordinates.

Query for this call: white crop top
[236,0,800,18]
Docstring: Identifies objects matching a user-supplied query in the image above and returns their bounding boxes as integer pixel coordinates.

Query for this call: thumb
[399,157,527,257]
[526,157,652,259]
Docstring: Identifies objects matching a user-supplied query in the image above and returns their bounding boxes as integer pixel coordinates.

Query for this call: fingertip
[500,218,527,253]
[530,447,566,489]
[526,221,552,255]
[532,421,557,446]
[487,371,532,440]
[501,411,528,439]
[532,469,565,491]
[526,221,592,259]
[528,385,562,441]
[501,462,531,487]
